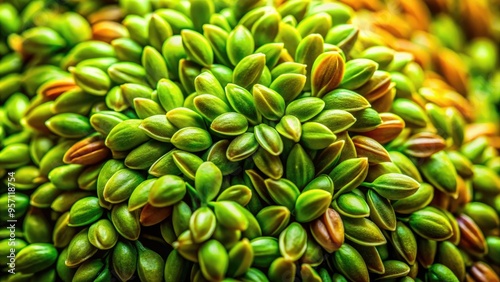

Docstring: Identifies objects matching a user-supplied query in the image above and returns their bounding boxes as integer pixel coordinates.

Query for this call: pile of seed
[0,0,499,281]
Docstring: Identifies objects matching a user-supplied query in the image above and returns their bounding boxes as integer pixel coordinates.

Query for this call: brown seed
[469,261,500,282]
[140,204,172,227]
[402,132,447,158]
[310,208,344,253]
[359,113,405,144]
[457,214,488,257]
[352,135,391,164]
[63,135,111,165]
[38,78,77,100]
[92,21,129,43]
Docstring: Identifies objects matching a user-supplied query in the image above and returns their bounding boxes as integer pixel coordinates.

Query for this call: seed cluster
[0,0,499,281]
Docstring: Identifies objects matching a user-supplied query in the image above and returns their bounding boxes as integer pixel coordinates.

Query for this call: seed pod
[463,202,499,231]
[421,151,458,196]
[311,110,356,134]
[198,240,228,281]
[264,178,300,211]
[217,185,252,206]
[286,97,325,122]
[89,111,129,136]
[48,164,84,190]
[268,257,296,282]
[241,268,270,282]
[105,119,150,151]
[172,150,204,180]
[227,25,254,66]
[296,34,323,91]
[311,51,344,98]
[376,260,410,280]
[88,219,118,250]
[366,189,396,230]
[225,83,261,125]
[125,140,172,170]
[63,134,110,165]
[270,73,307,103]
[194,162,222,203]
[30,183,60,209]
[391,98,427,128]
[112,241,137,282]
[456,214,488,256]
[352,135,391,164]
[164,250,190,282]
[45,113,93,138]
[136,241,165,282]
[190,207,216,243]
[212,221,242,250]
[16,243,58,274]
[252,147,284,179]
[330,157,369,198]
[203,24,231,66]
[73,258,110,282]
[295,189,332,222]
[252,84,285,120]
[171,127,213,152]
[228,238,254,277]
[446,151,473,178]
[173,230,200,262]
[256,206,290,236]
[311,208,344,253]
[227,132,259,162]
[469,261,500,282]
[471,165,500,194]
[426,264,459,282]
[119,84,152,108]
[276,115,302,142]
[486,236,500,264]
[51,191,93,213]
[194,94,232,122]
[351,243,384,274]
[360,113,405,144]
[134,98,166,119]
[392,183,434,214]
[417,236,437,268]
[301,237,325,267]
[66,229,98,267]
[332,192,370,218]
[250,237,280,268]
[342,217,387,246]
[68,196,103,227]
[340,59,378,89]
[301,122,337,150]
[213,201,249,231]
[139,115,178,143]
[350,108,382,132]
[233,53,266,90]
[332,243,369,282]
[323,89,370,112]
[211,112,249,137]
[181,29,213,67]
[111,202,141,241]
[149,175,186,207]
[389,151,422,182]
[22,26,66,55]
[409,207,453,241]
[390,221,417,265]
[436,241,465,281]
[70,65,110,96]
[279,222,307,261]
[364,173,420,200]
[103,168,145,204]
